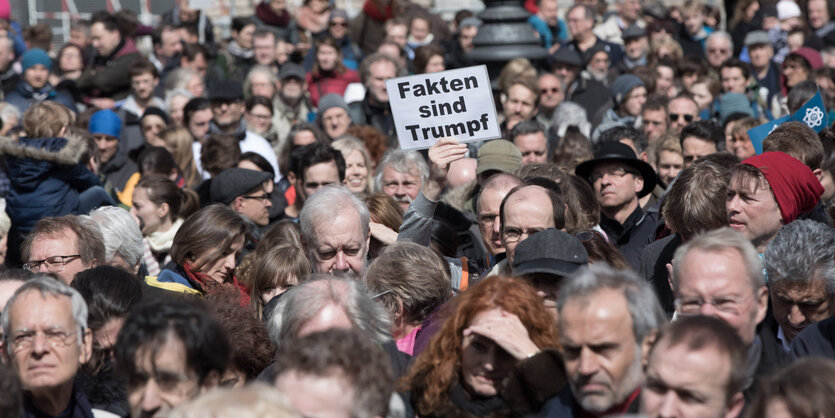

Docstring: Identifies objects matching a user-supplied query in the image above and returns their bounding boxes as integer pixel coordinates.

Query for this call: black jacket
[348,94,396,145]
[640,234,681,315]
[600,205,658,271]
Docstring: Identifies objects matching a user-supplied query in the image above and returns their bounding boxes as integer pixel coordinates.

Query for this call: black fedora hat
[575,141,657,197]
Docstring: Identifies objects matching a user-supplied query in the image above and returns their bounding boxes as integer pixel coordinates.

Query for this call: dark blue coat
[2,135,100,232]
[5,81,78,115]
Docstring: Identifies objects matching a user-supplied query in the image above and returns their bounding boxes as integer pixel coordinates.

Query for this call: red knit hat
[741,152,824,224]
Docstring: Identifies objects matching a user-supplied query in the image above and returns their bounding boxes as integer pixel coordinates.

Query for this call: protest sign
[386,65,501,150]
[748,89,829,154]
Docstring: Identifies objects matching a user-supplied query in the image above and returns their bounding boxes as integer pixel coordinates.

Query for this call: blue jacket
[5,81,78,115]
[1,134,101,232]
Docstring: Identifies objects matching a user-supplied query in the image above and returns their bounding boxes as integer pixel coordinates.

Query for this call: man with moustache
[374,150,428,212]
[272,63,311,150]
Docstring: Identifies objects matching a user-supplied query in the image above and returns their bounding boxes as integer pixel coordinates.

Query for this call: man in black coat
[575,141,658,270]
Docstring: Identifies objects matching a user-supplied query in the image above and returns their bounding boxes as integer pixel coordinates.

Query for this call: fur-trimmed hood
[0,132,88,165]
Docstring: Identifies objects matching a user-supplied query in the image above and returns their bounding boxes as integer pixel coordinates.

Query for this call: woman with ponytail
[130,176,198,275]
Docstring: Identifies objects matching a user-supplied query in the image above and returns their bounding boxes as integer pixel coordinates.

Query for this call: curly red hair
[399,276,560,415]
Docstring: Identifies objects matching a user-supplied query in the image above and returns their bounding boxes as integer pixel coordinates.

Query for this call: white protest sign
[386,65,501,150]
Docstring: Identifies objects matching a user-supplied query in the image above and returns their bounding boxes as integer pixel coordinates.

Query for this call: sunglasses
[669,113,694,123]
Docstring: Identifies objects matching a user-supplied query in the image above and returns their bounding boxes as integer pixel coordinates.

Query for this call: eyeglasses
[502,227,545,243]
[669,113,694,123]
[589,167,637,183]
[674,294,752,315]
[241,193,272,202]
[330,21,348,27]
[8,328,79,353]
[23,255,81,272]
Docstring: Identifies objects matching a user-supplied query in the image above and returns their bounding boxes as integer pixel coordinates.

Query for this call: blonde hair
[331,136,374,193]
[23,102,74,138]
[161,126,201,188]
[653,132,683,163]
[497,58,537,93]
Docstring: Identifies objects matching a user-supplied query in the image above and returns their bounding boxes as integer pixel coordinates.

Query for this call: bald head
[477,173,524,256]
[447,157,478,188]
[500,185,559,265]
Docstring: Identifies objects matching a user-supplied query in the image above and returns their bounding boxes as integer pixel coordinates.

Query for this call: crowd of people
[0,0,834,416]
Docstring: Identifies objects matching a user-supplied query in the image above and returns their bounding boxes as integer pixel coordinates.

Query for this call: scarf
[0,63,15,81]
[255,2,291,27]
[22,83,56,101]
[363,0,393,22]
[226,41,254,60]
[183,261,251,306]
[407,33,434,47]
[449,383,504,416]
[147,218,183,252]
[296,5,329,33]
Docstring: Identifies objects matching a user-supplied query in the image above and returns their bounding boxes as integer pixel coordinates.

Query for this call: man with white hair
[375,149,429,212]
[3,277,95,417]
[88,206,144,274]
[300,185,370,275]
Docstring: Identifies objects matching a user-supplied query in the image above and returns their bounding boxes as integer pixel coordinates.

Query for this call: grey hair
[764,220,835,295]
[243,65,278,99]
[0,103,20,127]
[551,101,591,138]
[672,227,764,292]
[300,184,370,247]
[557,263,666,343]
[87,207,144,269]
[266,275,391,350]
[165,88,194,113]
[2,276,89,350]
[164,68,201,95]
[373,149,429,193]
[707,31,734,52]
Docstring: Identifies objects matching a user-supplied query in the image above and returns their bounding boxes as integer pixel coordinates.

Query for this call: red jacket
[306,68,360,107]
